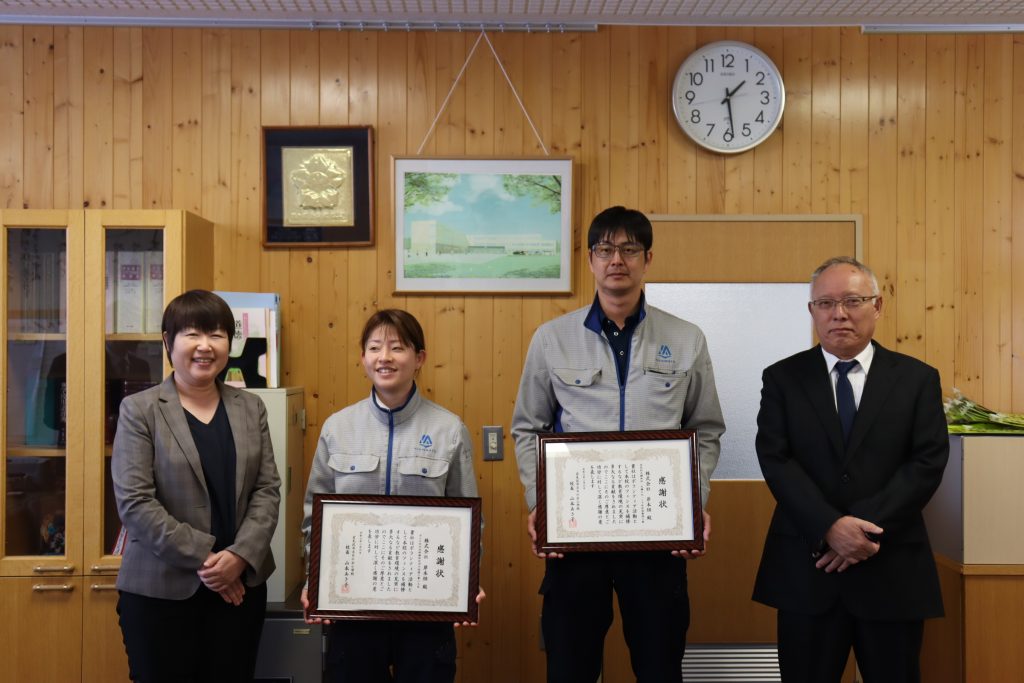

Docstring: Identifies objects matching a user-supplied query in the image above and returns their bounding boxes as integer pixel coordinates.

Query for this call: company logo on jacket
[418,434,434,450]
[657,344,673,361]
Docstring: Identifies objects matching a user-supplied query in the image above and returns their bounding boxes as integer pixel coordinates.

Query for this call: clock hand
[722,92,735,135]
[726,79,747,99]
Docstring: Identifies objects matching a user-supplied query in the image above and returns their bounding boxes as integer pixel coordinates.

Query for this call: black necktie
[835,360,859,443]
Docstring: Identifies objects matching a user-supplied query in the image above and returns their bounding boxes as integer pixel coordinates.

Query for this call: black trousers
[777,604,924,683]
[540,552,690,683]
[117,582,267,683]
[325,620,457,683]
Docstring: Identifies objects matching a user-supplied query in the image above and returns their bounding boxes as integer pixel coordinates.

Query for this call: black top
[185,400,237,551]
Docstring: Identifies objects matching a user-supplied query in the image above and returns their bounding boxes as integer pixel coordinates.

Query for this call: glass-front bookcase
[2,210,84,577]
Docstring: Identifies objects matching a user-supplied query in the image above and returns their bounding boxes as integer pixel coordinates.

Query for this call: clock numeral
[685,90,695,104]
[688,72,704,86]
[744,58,751,72]
[690,109,701,124]
[755,111,765,123]
[761,90,771,105]
[703,58,715,73]
[756,71,766,86]
[721,53,735,69]
[723,129,735,143]
[705,122,716,136]
[742,123,752,137]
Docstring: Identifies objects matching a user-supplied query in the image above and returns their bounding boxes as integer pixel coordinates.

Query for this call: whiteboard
[646,283,813,480]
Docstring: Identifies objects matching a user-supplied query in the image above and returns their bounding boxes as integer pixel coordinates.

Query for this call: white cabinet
[244,387,305,602]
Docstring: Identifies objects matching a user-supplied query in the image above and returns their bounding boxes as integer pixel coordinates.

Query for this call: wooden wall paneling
[142,28,173,208]
[723,26,755,214]
[751,27,784,215]
[1013,36,1024,412]
[343,31,377,408]
[319,31,350,124]
[982,35,1014,410]
[693,28,726,215]
[782,27,812,214]
[963,576,1024,680]
[921,557,963,683]
[866,35,899,348]
[224,29,261,292]
[128,28,143,208]
[23,26,54,210]
[954,35,985,398]
[201,30,233,240]
[490,32,522,156]
[83,27,113,210]
[111,28,134,209]
[53,26,84,209]
[608,27,640,208]
[665,27,697,215]
[0,26,23,208]
[579,28,611,297]
[811,28,841,215]
[374,32,406,316]
[637,27,667,214]
[171,29,203,214]
[895,35,927,361]
[839,27,869,217]
[286,29,322,479]
[924,35,957,392]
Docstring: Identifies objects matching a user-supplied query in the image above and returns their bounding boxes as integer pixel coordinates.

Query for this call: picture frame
[263,126,374,248]
[535,430,704,554]
[307,494,482,622]
[393,156,573,294]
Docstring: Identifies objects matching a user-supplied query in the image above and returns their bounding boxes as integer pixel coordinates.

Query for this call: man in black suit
[753,256,948,683]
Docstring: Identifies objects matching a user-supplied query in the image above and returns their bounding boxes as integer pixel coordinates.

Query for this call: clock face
[672,41,785,154]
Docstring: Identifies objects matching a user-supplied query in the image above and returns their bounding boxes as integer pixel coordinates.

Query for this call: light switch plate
[482,425,503,461]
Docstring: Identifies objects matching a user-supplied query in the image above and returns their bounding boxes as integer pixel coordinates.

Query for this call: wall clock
[671,41,785,154]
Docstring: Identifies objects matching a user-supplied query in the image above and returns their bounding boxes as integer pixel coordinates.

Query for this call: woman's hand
[454,587,486,627]
[301,588,332,626]
[197,550,247,592]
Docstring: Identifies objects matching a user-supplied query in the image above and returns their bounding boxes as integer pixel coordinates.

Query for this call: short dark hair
[587,206,653,252]
[161,290,236,364]
[360,309,426,354]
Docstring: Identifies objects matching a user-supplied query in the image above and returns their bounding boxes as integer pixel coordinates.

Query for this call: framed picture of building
[392,157,573,294]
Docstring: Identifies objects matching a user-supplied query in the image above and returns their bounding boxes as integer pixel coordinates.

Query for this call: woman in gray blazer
[112,290,280,683]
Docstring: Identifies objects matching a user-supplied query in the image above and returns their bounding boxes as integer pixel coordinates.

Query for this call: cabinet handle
[32,565,74,574]
[32,584,74,592]
[90,564,120,573]
[90,583,119,591]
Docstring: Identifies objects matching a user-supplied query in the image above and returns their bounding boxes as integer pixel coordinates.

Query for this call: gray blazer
[112,375,280,599]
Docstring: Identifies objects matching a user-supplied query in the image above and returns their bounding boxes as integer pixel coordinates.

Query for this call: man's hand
[527,508,564,559]
[816,515,882,573]
[672,510,711,559]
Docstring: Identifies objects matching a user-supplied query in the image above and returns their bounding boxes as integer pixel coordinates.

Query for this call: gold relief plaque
[282,147,355,227]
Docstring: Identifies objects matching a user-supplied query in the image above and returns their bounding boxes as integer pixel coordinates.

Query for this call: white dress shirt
[821,342,875,411]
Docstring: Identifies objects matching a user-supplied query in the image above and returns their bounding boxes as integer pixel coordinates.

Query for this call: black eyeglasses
[590,242,645,259]
[809,295,878,312]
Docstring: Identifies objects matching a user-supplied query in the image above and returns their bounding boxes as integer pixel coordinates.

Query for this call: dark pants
[117,582,267,683]
[777,605,924,683]
[325,620,457,683]
[540,552,690,683]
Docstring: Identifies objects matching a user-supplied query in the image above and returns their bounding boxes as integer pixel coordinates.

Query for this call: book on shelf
[144,251,164,333]
[116,251,145,333]
[213,291,281,389]
[105,251,116,333]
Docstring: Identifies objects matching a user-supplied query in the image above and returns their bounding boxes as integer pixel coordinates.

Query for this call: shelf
[5,446,66,458]
[105,333,161,342]
[7,333,67,342]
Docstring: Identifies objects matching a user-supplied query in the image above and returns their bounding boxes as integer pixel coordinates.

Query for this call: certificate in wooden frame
[308,494,481,622]
[263,126,374,248]
[536,430,703,553]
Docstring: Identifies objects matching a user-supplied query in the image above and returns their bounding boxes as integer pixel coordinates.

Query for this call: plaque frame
[263,126,374,248]
[307,493,482,622]
[536,430,704,553]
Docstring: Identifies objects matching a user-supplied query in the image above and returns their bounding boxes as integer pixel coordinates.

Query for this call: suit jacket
[752,342,948,620]
[112,375,280,599]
